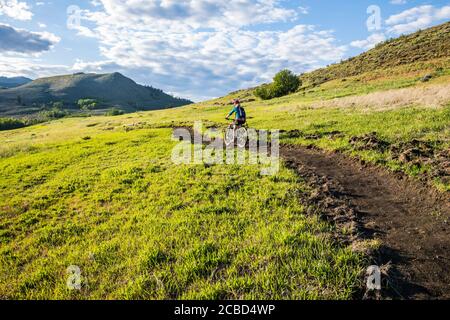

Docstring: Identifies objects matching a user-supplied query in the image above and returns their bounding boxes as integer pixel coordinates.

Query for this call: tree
[52,101,64,110]
[254,69,301,100]
[78,99,98,110]
[273,69,301,95]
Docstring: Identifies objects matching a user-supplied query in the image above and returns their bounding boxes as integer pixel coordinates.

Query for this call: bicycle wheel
[224,127,235,146]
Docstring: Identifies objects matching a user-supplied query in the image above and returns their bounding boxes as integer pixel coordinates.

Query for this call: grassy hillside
[300,21,450,87]
[0,73,192,117]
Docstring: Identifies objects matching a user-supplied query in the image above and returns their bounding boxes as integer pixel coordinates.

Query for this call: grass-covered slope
[300,21,450,87]
[0,72,192,117]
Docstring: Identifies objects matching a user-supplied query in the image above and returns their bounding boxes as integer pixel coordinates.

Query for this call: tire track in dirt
[281,144,450,299]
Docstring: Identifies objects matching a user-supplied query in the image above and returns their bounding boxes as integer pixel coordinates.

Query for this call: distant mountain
[0,76,32,89]
[0,72,192,117]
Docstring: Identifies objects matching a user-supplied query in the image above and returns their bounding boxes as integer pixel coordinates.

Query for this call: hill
[0,76,32,89]
[0,72,192,117]
[300,21,450,87]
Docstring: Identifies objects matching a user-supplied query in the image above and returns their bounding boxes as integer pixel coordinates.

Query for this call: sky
[0,0,449,101]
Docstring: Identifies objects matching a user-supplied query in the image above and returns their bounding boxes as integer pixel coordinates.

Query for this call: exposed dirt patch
[281,144,450,299]
[389,140,449,185]
[281,129,344,140]
[349,132,390,152]
[348,133,449,186]
[429,149,450,185]
[390,139,437,163]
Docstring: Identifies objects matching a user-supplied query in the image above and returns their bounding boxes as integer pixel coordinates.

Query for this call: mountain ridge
[0,72,192,117]
[0,76,32,89]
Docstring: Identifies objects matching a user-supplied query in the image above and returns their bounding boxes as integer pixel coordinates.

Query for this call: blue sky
[0,0,449,101]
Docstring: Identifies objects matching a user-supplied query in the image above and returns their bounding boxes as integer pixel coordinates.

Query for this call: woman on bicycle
[226,99,246,126]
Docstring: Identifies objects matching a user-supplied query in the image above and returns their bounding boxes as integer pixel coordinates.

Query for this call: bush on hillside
[254,84,274,100]
[78,99,98,110]
[38,107,69,120]
[254,69,301,100]
[52,101,64,110]
[105,108,124,116]
[0,118,27,131]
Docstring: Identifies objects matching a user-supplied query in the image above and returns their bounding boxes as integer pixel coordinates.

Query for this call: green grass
[0,128,363,299]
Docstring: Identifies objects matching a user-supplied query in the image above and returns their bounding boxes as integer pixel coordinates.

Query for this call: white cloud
[350,33,386,50]
[0,0,33,20]
[298,6,309,15]
[70,24,97,38]
[0,24,59,54]
[386,5,450,35]
[94,0,298,30]
[390,0,407,5]
[0,54,69,78]
[64,0,345,101]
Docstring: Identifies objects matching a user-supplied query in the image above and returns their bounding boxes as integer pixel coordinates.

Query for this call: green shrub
[0,118,26,131]
[52,101,64,110]
[38,108,69,119]
[78,99,98,110]
[273,69,301,95]
[254,69,301,100]
[105,108,124,116]
[254,84,273,100]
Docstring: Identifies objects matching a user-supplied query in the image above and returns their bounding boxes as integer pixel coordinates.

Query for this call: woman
[225,99,246,126]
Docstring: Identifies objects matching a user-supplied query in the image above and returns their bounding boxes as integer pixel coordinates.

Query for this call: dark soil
[349,132,390,152]
[283,129,449,186]
[347,133,449,185]
[281,144,450,299]
[389,140,450,185]
[281,129,344,140]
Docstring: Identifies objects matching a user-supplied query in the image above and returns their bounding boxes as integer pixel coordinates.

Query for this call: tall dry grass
[311,83,450,111]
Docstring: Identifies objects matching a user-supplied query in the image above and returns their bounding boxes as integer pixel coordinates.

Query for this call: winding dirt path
[281,145,450,299]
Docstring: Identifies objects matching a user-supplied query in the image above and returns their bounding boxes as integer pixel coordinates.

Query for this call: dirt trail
[281,145,450,299]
